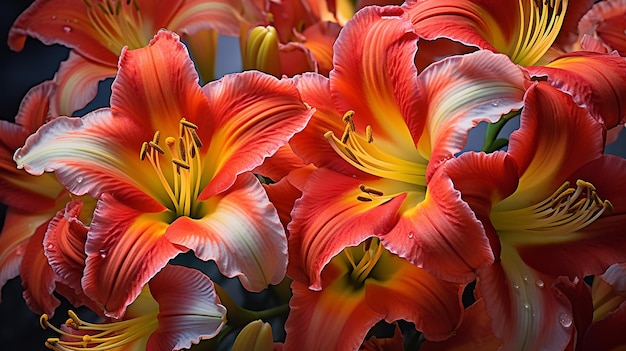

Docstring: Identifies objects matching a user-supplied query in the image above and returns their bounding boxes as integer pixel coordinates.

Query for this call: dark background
[1,1,625,350]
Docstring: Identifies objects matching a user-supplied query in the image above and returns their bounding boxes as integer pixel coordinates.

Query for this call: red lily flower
[440,82,626,350]
[288,5,529,287]
[403,0,626,128]
[9,0,264,115]
[283,237,463,351]
[14,30,313,318]
[40,264,226,351]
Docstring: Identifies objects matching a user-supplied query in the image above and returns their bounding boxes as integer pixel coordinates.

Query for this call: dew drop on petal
[535,280,544,288]
[522,275,529,283]
[63,26,72,33]
[523,302,530,309]
[408,232,414,239]
[512,281,520,289]
[559,313,572,328]
[99,249,107,259]
[51,16,57,20]
[46,243,54,250]
[77,176,83,184]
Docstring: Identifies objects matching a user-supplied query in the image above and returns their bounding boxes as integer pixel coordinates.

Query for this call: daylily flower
[440,82,626,350]
[40,264,227,351]
[8,0,265,115]
[288,5,529,287]
[577,0,626,56]
[283,237,464,351]
[14,30,313,319]
[0,81,73,315]
[403,0,626,128]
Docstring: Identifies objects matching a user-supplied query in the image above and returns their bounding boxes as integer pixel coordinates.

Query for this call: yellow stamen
[343,238,385,285]
[83,0,149,55]
[40,310,158,351]
[509,0,568,66]
[140,118,205,218]
[325,110,427,186]
[493,179,612,237]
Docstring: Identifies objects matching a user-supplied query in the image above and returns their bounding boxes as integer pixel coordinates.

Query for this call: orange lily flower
[14,30,313,318]
[288,5,529,287]
[404,0,626,128]
[440,82,626,350]
[283,237,463,351]
[577,0,626,56]
[40,264,226,351]
[9,0,264,115]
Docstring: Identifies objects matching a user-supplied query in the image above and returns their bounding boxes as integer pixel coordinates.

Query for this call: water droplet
[512,281,520,289]
[46,243,54,250]
[559,313,572,328]
[523,302,530,309]
[535,279,544,288]
[77,176,83,183]
[490,101,500,107]
[63,26,72,33]
[522,275,529,282]
[408,232,414,239]
[51,15,57,20]
[99,249,107,258]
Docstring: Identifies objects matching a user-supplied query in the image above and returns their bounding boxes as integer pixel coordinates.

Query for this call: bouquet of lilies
[2,0,626,350]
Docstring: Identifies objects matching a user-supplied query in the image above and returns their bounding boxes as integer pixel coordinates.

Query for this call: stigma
[493,179,613,236]
[83,0,149,54]
[140,118,205,218]
[324,110,426,186]
[40,310,157,351]
[509,0,568,66]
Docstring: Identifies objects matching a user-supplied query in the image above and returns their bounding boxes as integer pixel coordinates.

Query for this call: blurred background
[1,0,625,350]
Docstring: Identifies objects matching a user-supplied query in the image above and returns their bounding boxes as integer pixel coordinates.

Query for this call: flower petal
[168,0,264,37]
[199,70,313,198]
[365,251,463,340]
[52,51,117,116]
[416,50,528,178]
[283,279,383,351]
[82,194,185,318]
[477,246,574,351]
[166,172,287,291]
[147,265,226,351]
[526,52,626,129]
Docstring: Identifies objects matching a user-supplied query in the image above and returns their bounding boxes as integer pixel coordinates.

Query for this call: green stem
[481,109,520,152]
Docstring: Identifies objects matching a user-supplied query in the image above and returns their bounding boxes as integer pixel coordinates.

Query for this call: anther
[342,110,355,123]
[604,200,614,212]
[357,196,373,202]
[341,125,350,144]
[324,131,334,139]
[550,181,570,200]
[190,129,203,148]
[40,314,49,329]
[360,185,384,196]
[179,137,187,162]
[190,144,197,158]
[149,141,165,154]
[366,125,373,143]
[152,131,161,144]
[172,159,190,170]
[140,141,149,160]
[180,118,198,130]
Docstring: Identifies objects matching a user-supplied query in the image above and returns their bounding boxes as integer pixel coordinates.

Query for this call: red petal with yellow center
[287,168,405,289]
[527,52,626,128]
[166,173,288,292]
[82,193,186,319]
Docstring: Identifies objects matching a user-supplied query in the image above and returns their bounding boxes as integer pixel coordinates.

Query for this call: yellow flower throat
[140,118,205,218]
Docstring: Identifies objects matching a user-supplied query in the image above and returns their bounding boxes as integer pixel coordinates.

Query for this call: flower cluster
[1,0,626,350]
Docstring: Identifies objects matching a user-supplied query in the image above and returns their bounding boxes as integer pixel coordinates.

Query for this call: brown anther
[344,147,358,163]
[190,129,203,148]
[140,142,149,160]
[366,125,373,143]
[550,181,570,201]
[172,159,190,170]
[180,118,198,130]
[115,0,122,14]
[341,125,350,144]
[149,141,165,154]
[357,196,373,202]
[604,200,614,212]
[152,131,161,144]
[342,110,355,123]
[106,0,114,13]
[179,137,187,162]
[190,144,197,158]
[349,119,355,132]
[360,185,384,196]
[576,179,595,191]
